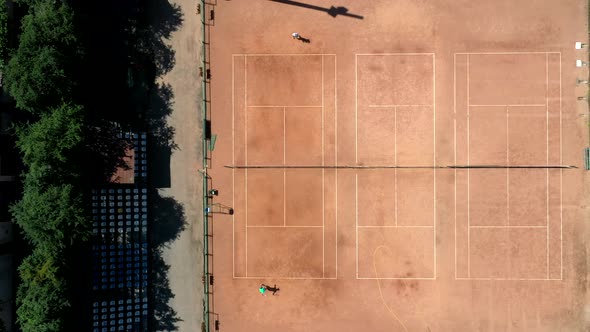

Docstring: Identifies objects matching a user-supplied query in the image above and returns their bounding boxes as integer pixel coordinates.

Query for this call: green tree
[0,0,8,70]
[3,0,81,112]
[16,249,68,332]
[11,183,89,255]
[14,102,84,185]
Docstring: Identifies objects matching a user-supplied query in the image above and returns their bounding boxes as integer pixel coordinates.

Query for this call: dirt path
[153,0,204,331]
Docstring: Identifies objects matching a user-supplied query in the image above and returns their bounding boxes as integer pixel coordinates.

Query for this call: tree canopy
[3,0,81,112]
[11,183,88,255]
[16,248,69,332]
[0,1,8,70]
[14,103,84,184]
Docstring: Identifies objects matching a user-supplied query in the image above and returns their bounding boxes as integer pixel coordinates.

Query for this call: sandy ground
[155,0,204,331]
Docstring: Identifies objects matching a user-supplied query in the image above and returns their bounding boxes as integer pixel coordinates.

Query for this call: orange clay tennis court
[206,1,589,331]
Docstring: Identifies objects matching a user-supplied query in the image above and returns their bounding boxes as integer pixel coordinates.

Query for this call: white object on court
[575,42,586,49]
[577,59,587,67]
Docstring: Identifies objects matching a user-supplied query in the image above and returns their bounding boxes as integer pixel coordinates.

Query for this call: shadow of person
[266,285,281,295]
[300,37,311,43]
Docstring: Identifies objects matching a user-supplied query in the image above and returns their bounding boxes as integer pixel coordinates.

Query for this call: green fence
[200,0,211,331]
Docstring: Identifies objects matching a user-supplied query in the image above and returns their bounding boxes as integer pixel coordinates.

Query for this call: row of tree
[1,0,126,330]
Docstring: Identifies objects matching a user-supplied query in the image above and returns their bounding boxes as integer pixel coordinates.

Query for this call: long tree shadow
[149,190,187,332]
[72,0,182,126]
[69,0,185,330]
[147,82,177,189]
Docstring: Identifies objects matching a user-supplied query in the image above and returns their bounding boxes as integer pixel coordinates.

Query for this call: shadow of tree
[84,121,134,184]
[148,190,187,332]
[69,0,185,330]
[150,250,182,331]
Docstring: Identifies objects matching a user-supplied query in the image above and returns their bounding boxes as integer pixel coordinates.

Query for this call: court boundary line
[453,53,457,279]
[322,55,325,278]
[232,54,338,280]
[357,277,437,280]
[455,51,561,55]
[355,173,359,279]
[368,104,433,108]
[455,277,563,281]
[470,225,548,229]
[245,55,248,277]
[454,51,563,281]
[358,225,435,228]
[355,53,437,280]
[433,53,437,279]
[465,54,471,278]
[559,52,563,280]
[335,54,338,280]
[283,107,287,226]
[357,52,435,56]
[507,106,510,227]
[233,276,337,280]
[546,53,550,279]
[355,54,358,164]
[470,104,546,107]
[247,105,323,108]
[232,55,236,278]
[236,53,337,56]
[247,225,324,228]
[394,106,397,227]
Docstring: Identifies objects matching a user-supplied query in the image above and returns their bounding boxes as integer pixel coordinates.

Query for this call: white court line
[244,56,248,277]
[322,55,325,278]
[247,105,322,108]
[469,225,548,229]
[233,276,337,280]
[546,53,550,279]
[432,53,437,279]
[358,225,434,228]
[247,225,324,228]
[355,55,358,164]
[394,106,397,226]
[559,52,563,280]
[453,53,457,279]
[507,106,510,226]
[368,104,432,108]
[232,55,236,277]
[283,108,287,226]
[469,104,546,107]
[455,277,562,281]
[455,52,561,55]
[357,277,437,280]
[467,54,471,277]
[238,53,337,56]
[356,52,435,56]
[356,173,359,279]
[334,55,338,279]
[322,168,325,278]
